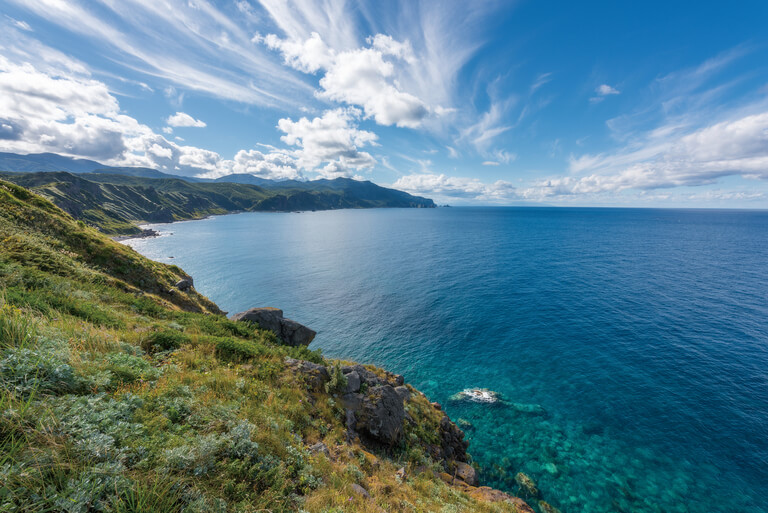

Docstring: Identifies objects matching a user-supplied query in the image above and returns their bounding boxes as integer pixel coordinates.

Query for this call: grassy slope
[0,180,529,513]
[0,171,434,236]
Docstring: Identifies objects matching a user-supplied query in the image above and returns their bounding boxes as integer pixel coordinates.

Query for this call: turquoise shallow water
[126,207,768,513]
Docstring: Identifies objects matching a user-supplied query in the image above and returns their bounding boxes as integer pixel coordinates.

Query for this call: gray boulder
[232,308,316,347]
[308,442,330,458]
[175,277,193,291]
[454,461,478,486]
[344,371,361,394]
[394,386,411,402]
[284,358,329,390]
[354,384,405,446]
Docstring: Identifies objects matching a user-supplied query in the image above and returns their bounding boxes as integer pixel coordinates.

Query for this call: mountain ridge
[0,158,435,235]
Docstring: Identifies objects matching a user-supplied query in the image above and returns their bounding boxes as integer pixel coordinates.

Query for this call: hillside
[0,179,536,512]
[0,171,435,235]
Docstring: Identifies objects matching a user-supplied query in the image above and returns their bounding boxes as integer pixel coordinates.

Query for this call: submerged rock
[450,388,499,403]
[457,418,474,430]
[515,472,540,498]
[509,402,547,416]
[231,307,316,346]
[538,500,562,513]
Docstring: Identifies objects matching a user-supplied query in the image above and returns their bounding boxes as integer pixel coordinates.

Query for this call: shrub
[0,342,85,397]
[52,393,145,462]
[214,338,265,363]
[324,363,348,395]
[106,353,161,386]
[142,330,190,352]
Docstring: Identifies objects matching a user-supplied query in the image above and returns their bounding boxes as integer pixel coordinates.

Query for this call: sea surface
[125,207,768,513]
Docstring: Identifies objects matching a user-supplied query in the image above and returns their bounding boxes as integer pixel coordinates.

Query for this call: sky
[1,0,768,207]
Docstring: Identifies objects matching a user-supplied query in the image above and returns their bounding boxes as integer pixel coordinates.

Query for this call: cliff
[0,179,532,513]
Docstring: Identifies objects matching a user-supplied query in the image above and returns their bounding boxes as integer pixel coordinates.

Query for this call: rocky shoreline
[112,227,162,242]
[229,306,538,512]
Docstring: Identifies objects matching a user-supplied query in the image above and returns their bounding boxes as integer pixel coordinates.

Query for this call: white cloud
[277,108,377,177]
[596,84,620,96]
[166,112,207,128]
[204,149,301,180]
[162,126,173,134]
[261,32,429,128]
[590,84,621,104]
[393,173,519,202]
[482,161,499,166]
[6,0,315,107]
[0,56,351,181]
[7,17,32,31]
[459,101,512,151]
[548,110,768,196]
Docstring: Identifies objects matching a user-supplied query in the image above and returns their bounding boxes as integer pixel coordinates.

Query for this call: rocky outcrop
[354,384,405,445]
[175,277,193,291]
[468,488,536,512]
[285,357,329,390]
[454,461,478,486]
[283,356,533,512]
[436,414,470,463]
[232,307,316,347]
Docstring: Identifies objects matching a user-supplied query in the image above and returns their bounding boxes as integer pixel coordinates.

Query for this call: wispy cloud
[6,0,315,107]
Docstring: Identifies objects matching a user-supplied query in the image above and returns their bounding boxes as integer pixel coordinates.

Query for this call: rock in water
[449,388,499,403]
[515,472,540,498]
[231,307,316,346]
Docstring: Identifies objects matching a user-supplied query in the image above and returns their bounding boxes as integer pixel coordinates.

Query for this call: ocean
[124,207,768,513]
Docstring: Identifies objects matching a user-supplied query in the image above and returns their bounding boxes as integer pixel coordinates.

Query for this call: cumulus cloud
[259,32,429,128]
[590,84,621,104]
[393,173,519,202]
[277,108,377,178]
[0,56,335,181]
[596,84,620,96]
[166,112,207,128]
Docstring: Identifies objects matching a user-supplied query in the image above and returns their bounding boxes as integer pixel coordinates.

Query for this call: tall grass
[0,294,36,349]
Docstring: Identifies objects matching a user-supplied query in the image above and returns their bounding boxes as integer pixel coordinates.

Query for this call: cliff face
[0,179,531,513]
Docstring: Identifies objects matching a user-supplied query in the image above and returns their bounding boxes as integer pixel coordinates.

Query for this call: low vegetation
[0,179,526,512]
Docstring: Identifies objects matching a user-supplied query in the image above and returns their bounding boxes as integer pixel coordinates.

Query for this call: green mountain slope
[0,180,534,512]
[0,171,434,235]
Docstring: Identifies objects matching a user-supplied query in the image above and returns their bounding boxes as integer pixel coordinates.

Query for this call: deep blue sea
[125,207,768,513]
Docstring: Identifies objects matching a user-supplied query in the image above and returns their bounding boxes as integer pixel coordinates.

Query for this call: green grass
[0,179,529,513]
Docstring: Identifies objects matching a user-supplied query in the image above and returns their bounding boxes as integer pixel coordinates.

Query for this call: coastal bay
[127,207,768,513]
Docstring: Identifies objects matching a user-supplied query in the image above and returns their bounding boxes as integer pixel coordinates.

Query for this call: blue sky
[1,0,768,207]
